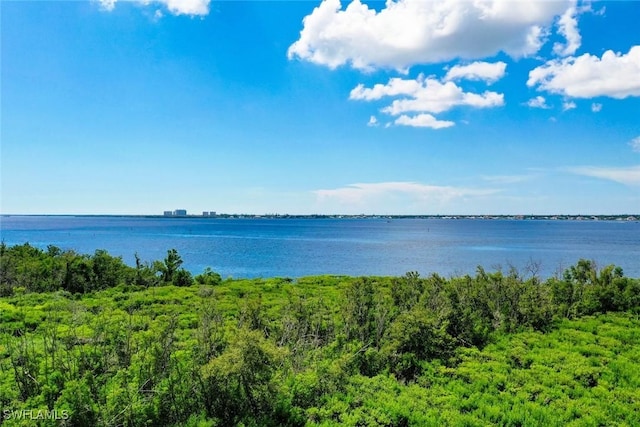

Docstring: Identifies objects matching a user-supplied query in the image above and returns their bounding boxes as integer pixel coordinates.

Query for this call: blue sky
[1,0,639,215]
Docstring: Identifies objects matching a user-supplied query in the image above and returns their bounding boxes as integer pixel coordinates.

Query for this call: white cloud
[288,0,576,71]
[444,61,507,84]
[162,0,209,16]
[351,75,504,116]
[350,78,421,101]
[528,46,640,99]
[98,0,117,11]
[562,101,576,111]
[630,137,640,153]
[385,84,504,116]
[98,0,210,16]
[553,6,581,56]
[526,96,550,109]
[367,116,379,127]
[314,182,499,211]
[394,114,455,129]
[350,71,504,129]
[591,102,602,112]
[569,165,640,186]
[481,174,534,184]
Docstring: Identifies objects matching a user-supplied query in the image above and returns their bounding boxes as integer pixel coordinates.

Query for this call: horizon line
[2,213,639,218]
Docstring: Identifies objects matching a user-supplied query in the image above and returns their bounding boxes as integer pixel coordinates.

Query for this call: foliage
[1,244,639,425]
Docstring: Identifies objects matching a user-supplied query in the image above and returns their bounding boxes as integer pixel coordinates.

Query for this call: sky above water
[2,0,639,215]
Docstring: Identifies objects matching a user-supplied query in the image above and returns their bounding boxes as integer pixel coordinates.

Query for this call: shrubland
[1,243,639,426]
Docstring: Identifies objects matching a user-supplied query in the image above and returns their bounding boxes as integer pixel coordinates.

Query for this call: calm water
[1,216,639,279]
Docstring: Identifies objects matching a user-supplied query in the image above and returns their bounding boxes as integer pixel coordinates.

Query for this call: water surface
[1,216,638,279]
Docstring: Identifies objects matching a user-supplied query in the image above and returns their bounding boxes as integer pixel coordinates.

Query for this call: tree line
[0,243,222,296]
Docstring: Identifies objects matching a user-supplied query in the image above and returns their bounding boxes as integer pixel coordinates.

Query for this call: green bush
[1,247,640,427]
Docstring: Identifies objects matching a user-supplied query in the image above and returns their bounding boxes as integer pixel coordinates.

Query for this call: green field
[1,244,639,426]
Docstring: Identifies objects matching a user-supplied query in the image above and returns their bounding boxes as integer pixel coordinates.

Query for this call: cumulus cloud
[367,116,379,127]
[444,61,507,84]
[569,165,640,186]
[288,0,576,71]
[528,46,640,99]
[630,137,640,153]
[562,100,577,111]
[553,6,581,56]
[98,0,210,16]
[394,114,454,129]
[163,0,209,16]
[591,103,602,112]
[526,96,550,109]
[314,182,499,210]
[383,86,504,115]
[350,78,421,102]
[350,74,504,127]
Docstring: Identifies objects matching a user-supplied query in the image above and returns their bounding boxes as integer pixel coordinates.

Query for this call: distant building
[202,211,209,217]
[209,211,217,217]
[173,209,187,217]
[163,211,173,217]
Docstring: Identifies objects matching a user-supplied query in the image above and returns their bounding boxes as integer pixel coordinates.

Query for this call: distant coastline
[1,213,639,221]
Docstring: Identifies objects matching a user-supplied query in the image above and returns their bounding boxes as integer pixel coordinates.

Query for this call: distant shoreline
[1,214,639,221]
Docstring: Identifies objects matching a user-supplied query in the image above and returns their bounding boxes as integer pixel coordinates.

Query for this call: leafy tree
[343,277,377,343]
[195,300,225,365]
[518,277,554,331]
[134,252,160,287]
[444,276,493,347]
[1,243,65,293]
[201,328,287,425]
[391,271,424,312]
[195,267,222,286]
[91,249,129,290]
[173,268,193,287]
[55,378,98,426]
[383,304,453,381]
[483,268,526,332]
[162,249,183,283]
[0,243,14,296]
[238,295,268,334]
[7,336,41,400]
[63,252,94,293]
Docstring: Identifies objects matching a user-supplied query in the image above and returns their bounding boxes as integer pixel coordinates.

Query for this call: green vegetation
[1,243,639,426]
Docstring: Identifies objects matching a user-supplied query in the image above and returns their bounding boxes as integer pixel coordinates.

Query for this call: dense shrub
[1,244,639,426]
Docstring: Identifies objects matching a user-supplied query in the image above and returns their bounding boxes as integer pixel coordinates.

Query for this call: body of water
[1,216,639,279]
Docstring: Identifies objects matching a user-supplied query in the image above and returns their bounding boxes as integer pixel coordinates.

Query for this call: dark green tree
[391,271,424,312]
[343,277,377,343]
[195,267,223,286]
[383,304,453,381]
[200,328,287,425]
[173,268,193,287]
[162,249,183,283]
[92,249,129,290]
